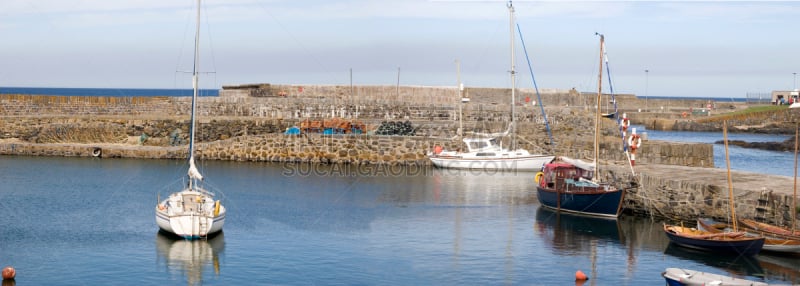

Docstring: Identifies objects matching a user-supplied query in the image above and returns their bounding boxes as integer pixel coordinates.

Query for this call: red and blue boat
[535,157,626,218]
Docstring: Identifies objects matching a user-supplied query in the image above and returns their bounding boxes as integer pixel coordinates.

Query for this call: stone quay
[0,83,797,229]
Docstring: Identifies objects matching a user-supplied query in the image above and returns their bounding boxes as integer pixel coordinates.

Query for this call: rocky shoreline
[719,138,797,152]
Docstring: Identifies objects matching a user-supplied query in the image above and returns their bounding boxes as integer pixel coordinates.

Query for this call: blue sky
[1,0,799,98]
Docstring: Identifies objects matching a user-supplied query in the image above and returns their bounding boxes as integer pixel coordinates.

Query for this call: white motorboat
[429,136,553,171]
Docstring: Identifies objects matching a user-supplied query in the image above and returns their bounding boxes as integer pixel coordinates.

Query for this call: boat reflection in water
[156,232,225,286]
[534,207,625,286]
[756,253,800,285]
[663,243,764,278]
[534,207,623,253]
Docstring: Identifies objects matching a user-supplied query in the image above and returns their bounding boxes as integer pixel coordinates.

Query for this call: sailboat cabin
[538,163,596,190]
[463,137,502,153]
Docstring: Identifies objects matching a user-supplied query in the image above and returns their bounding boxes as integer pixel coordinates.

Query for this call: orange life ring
[682,112,687,118]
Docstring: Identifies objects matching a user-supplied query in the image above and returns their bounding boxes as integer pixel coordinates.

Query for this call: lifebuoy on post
[627,128,642,166]
[91,147,102,158]
[620,113,629,137]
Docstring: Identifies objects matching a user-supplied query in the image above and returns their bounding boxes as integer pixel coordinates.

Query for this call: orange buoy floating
[2,266,15,280]
[575,270,588,281]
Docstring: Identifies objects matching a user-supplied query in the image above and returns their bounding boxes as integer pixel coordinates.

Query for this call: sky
[1,0,799,98]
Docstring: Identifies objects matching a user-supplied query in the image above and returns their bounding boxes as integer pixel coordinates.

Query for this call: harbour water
[0,148,798,285]
[638,125,795,177]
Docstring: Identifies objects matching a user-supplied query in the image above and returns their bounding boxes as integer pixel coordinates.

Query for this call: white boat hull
[662,268,768,286]
[156,212,225,239]
[761,242,800,254]
[429,154,553,171]
[156,189,226,239]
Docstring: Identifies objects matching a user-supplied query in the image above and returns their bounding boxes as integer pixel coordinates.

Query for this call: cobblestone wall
[0,84,726,169]
[0,95,174,116]
[615,164,798,229]
[0,134,457,165]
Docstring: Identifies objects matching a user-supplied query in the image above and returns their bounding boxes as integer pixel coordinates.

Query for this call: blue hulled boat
[535,157,625,218]
[663,224,765,256]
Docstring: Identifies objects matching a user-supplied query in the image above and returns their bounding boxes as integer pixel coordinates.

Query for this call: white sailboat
[428,1,554,171]
[155,0,226,239]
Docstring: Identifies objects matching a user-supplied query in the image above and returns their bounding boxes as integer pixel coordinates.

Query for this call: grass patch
[749,105,787,112]
[695,104,791,123]
[726,105,787,116]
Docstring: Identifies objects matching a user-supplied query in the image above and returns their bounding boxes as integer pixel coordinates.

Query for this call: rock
[716,139,796,152]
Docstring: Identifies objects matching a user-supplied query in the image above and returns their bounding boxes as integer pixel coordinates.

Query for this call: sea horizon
[0,86,220,97]
[0,85,757,101]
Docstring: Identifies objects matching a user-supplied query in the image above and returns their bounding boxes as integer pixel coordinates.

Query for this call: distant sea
[0,86,760,101]
[642,95,749,102]
[0,86,219,97]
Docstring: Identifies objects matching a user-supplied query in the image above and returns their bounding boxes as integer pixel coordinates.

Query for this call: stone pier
[0,84,798,229]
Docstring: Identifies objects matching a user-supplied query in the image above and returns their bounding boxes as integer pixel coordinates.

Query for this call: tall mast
[508,1,516,149]
[187,0,203,184]
[595,33,604,175]
[724,121,738,231]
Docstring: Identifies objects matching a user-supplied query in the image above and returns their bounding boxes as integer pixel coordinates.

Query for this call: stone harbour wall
[604,164,798,229]
[0,133,459,166]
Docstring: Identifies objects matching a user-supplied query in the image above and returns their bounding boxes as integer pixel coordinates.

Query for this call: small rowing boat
[662,268,768,286]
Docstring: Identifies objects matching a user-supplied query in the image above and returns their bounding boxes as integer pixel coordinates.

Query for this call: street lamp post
[645,69,649,112]
[792,72,798,105]
[456,59,463,137]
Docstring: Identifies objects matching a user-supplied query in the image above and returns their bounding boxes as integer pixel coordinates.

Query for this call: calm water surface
[637,125,795,177]
[0,156,797,285]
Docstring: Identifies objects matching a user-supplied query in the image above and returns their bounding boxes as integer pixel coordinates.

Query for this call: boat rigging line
[516,23,554,149]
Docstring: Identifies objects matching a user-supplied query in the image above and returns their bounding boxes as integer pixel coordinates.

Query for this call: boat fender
[214,200,221,217]
[535,172,544,184]
[91,147,102,158]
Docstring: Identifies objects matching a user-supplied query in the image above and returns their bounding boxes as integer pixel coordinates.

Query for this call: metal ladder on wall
[754,190,772,223]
